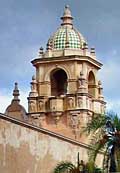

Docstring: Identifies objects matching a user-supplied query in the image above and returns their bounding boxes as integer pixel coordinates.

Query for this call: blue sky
[0,0,120,114]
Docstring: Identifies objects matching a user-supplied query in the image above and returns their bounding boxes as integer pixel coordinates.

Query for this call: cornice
[31,55,102,69]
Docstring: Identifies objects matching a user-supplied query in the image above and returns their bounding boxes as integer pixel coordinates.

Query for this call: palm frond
[88,140,106,163]
[83,114,106,135]
[113,115,120,131]
[106,112,120,131]
[53,161,76,173]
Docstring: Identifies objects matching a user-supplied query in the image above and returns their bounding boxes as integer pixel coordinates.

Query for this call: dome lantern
[61,5,73,26]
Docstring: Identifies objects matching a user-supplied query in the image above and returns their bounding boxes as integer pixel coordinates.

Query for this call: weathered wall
[0,114,103,173]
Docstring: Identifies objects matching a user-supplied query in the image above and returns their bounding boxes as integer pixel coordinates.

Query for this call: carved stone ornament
[38,100,44,111]
[29,100,36,113]
[52,111,62,126]
[70,114,80,129]
[68,97,74,108]
[77,78,82,88]
[78,97,82,107]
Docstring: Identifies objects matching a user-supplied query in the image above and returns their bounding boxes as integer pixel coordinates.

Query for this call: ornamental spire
[61,5,73,26]
[12,82,20,102]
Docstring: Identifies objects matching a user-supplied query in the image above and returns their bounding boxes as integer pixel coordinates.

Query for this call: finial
[39,47,44,56]
[91,47,95,52]
[64,5,71,16]
[15,82,18,90]
[46,42,52,50]
[98,80,104,100]
[90,47,96,57]
[98,80,102,86]
[13,82,20,102]
[61,5,73,26]
[32,75,36,81]
[65,5,69,8]
[29,75,38,97]
[83,42,88,50]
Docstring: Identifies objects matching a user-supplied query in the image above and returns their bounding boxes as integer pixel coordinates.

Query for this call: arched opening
[50,69,68,96]
[88,71,96,97]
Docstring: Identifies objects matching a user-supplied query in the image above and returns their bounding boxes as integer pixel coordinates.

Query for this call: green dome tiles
[67,30,81,49]
[54,28,66,49]
[53,27,81,49]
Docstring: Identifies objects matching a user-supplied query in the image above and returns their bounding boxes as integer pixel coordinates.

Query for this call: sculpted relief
[29,100,36,113]
[78,97,82,108]
[38,100,44,111]
[70,114,80,129]
[68,97,74,109]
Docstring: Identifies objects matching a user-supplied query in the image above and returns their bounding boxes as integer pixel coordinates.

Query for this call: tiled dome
[53,27,85,49]
[47,5,86,50]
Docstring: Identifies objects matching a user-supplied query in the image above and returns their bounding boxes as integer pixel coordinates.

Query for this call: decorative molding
[31,55,102,69]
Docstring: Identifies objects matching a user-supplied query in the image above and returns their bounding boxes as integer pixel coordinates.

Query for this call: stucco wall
[0,114,103,173]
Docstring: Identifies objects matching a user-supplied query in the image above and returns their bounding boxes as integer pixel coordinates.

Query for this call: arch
[44,65,70,81]
[50,68,68,96]
[88,71,96,97]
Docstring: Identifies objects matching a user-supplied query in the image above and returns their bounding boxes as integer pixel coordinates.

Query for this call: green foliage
[94,167,103,173]
[83,114,106,135]
[86,160,95,173]
[53,159,103,173]
[53,161,75,173]
[53,112,120,173]
[113,114,120,131]
[83,112,120,172]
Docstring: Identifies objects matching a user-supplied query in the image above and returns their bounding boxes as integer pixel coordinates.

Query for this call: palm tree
[84,112,120,173]
[53,161,76,173]
[53,153,101,173]
[53,153,84,173]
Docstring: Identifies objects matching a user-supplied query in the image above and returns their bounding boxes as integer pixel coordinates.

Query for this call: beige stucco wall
[0,115,103,173]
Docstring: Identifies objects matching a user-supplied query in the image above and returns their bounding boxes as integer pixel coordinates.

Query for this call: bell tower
[27,6,106,139]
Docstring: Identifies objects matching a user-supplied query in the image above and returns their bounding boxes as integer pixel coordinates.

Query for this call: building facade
[1,5,106,173]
